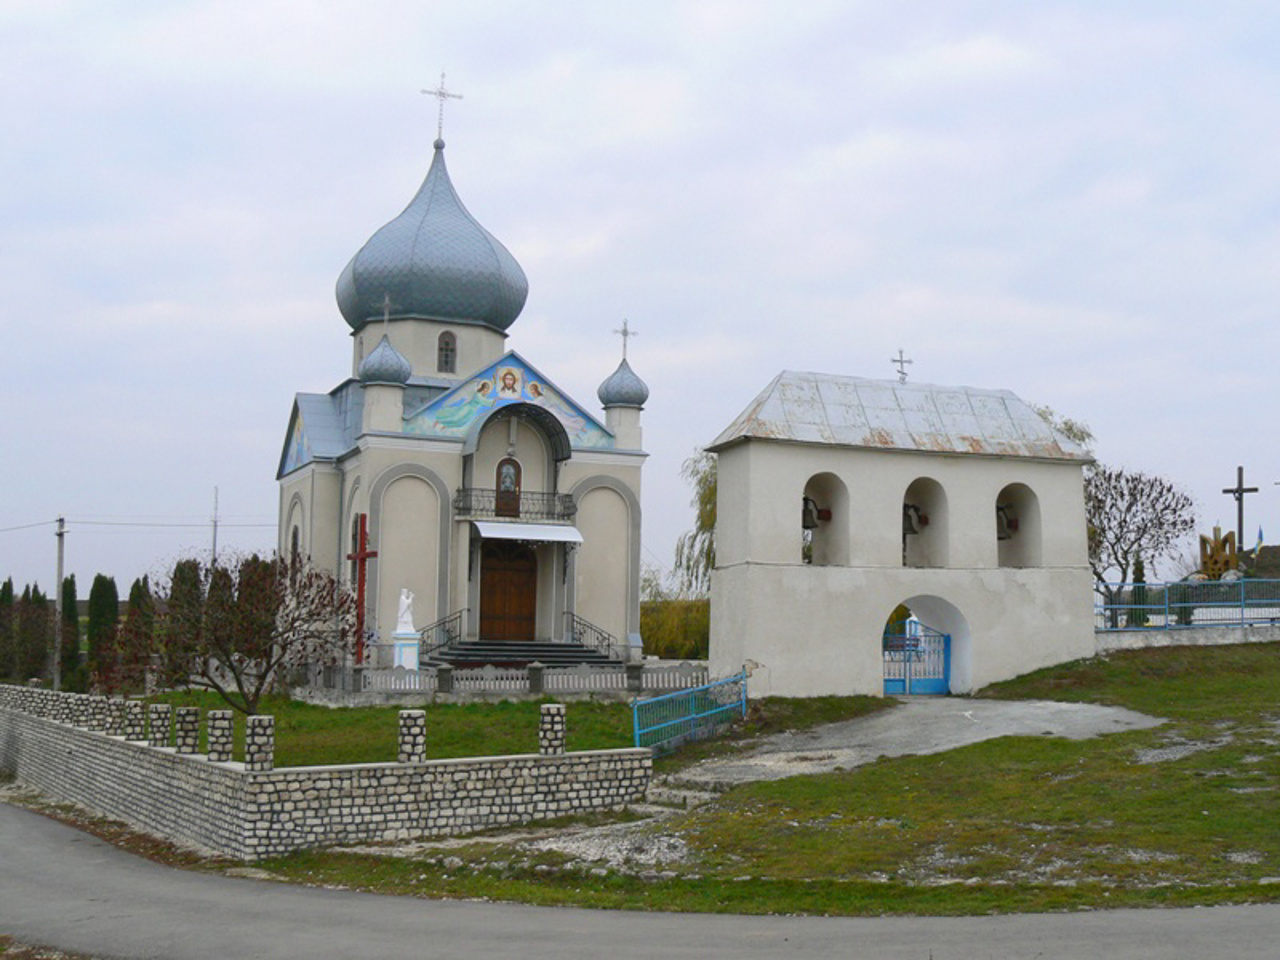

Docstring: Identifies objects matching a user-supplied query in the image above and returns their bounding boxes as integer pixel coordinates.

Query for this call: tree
[111,576,155,693]
[1086,465,1197,625]
[86,574,119,690]
[16,584,52,681]
[155,553,356,715]
[0,578,14,679]
[60,574,83,691]
[673,450,717,597]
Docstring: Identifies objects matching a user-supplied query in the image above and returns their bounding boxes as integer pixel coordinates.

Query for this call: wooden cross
[613,319,637,359]
[421,71,463,139]
[346,513,378,664]
[892,348,913,384]
[1222,465,1259,554]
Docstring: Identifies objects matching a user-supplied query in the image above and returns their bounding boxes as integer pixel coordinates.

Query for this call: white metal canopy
[471,521,584,544]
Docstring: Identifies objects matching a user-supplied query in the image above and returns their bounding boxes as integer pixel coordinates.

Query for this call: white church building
[276,133,647,666]
[708,371,1095,697]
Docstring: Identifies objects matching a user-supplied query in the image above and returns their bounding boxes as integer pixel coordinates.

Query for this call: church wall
[710,436,1094,697]
[278,466,343,577]
[573,487,631,645]
[473,417,551,493]
[352,320,505,380]
[375,477,440,647]
[715,440,1088,572]
[711,563,1095,698]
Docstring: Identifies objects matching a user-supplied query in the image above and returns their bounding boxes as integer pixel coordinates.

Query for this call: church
[276,130,647,666]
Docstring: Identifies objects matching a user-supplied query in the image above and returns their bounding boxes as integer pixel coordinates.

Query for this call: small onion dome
[358,335,412,385]
[597,358,649,408]
[336,139,529,334]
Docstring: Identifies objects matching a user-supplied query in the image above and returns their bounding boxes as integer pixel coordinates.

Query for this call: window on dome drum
[437,332,457,373]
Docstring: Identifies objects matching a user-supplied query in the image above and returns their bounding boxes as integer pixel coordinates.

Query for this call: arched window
[495,457,522,517]
[801,472,849,565]
[437,331,457,374]
[902,477,949,568]
[996,483,1042,568]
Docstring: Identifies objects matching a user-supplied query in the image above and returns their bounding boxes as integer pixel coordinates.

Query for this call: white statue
[395,589,415,634]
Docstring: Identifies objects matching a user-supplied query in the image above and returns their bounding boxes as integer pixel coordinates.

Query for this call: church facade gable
[405,352,613,449]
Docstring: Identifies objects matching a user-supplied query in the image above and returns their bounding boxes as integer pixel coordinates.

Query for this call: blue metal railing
[1096,579,1280,631]
[632,671,748,754]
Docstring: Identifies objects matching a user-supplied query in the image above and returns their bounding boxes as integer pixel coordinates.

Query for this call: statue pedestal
[392,631,420,671]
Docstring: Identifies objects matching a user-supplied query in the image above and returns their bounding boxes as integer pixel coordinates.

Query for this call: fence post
[123,700,145,741]
[437,664,453,694]
[398,710,426,763]
[539,703,566,756]
[245,716,275,772]
[625,661,644,693]
[528,662,545,695]
[106,698,127,736]
[174,706,200,754]
[148,703,171,747]
[207,711,233,763]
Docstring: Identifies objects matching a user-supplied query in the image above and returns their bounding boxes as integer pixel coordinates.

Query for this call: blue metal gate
[883,622,950,695]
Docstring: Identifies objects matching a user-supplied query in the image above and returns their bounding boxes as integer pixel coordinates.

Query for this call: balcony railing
[452,488,577,523]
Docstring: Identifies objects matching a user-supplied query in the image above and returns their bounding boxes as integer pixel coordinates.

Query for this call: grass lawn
[245,643,1280,915]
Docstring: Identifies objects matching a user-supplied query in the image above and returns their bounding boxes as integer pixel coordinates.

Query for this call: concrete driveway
[678,697,1165,785]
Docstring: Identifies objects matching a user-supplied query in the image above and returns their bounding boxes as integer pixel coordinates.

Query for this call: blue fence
[1096,579,1280,631]
[632,671,748,754]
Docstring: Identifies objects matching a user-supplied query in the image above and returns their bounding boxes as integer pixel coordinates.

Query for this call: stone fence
[0,686,651,861]
[301,660,709,706]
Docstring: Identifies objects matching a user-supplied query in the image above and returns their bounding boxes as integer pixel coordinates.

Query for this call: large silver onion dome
[336,139,528,333]
[597,358,649,408]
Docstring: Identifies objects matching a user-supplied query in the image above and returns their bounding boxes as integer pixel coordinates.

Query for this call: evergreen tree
[86,574,119,690]
[0,578,14,680]
[60,574,83,691]
[113,576,155,693]
[17,584,52,681]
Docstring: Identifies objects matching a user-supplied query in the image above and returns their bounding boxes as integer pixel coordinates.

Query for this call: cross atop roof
[613,319,637,359]
[421,71,463,140]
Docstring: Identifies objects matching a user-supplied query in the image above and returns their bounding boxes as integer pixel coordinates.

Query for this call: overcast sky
[4,1,1280,596]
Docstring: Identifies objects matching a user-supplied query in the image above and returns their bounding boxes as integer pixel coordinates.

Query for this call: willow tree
[673,450,717,597]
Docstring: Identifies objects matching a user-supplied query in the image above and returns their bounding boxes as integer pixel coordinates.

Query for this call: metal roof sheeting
[708,371,1091,462]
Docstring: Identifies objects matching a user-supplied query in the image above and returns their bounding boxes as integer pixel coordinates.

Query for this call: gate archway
[880,595,973,695]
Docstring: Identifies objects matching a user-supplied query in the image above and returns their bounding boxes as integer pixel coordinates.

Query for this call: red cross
[346,513,377,664]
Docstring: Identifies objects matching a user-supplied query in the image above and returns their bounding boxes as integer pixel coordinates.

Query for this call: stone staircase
[423,639,618,669]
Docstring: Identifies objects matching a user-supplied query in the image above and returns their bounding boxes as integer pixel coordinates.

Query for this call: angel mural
[431,380,497,431]
[527,381,587,436]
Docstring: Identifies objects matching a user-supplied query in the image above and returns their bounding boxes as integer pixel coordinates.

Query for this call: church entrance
[479,540,537,641]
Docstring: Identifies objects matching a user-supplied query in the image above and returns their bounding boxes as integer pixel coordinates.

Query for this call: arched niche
[996,482,1042,568]
[801,472,849,566]
[902,476,948,568]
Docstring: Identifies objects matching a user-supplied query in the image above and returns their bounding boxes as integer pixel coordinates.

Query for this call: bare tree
[1086,465,1197,624]
[156,553,356,715]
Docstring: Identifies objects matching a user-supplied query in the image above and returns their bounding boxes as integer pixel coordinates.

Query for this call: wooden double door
[478,540,538,641]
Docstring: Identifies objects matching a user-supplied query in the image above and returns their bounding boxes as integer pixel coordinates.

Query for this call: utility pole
[53,516,65,691]
[211,486,219,566]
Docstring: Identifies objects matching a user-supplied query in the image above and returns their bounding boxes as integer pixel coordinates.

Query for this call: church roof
[335,138,528,334]
[597,357,649,408]
[708,371,1091,461]
[357,335,412,384]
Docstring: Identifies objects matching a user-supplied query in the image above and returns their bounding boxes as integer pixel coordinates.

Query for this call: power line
[0,518,274,534]
[0,519,58,534]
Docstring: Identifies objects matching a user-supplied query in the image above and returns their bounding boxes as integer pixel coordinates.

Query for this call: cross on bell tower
[892,349,913,384]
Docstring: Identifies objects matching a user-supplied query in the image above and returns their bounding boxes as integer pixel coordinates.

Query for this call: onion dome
[336,139,528,333]
[358,335,412,384]
[597,358,649,408]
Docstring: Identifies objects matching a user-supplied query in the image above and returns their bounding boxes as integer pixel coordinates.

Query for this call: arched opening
[996,482,1042,568]
[880,595,973,694]
[801,472,849,565]
[902,477,948,568]
[495,457,522,517]
[289,526,300,564]
[437,331,457,374]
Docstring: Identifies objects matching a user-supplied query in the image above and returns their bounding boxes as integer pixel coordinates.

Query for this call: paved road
[3,803,1278,960]
[681,697,1166,785]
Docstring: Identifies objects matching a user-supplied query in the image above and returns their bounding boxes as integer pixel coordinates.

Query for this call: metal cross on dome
[613,319,637,359]
[422,71,463,139]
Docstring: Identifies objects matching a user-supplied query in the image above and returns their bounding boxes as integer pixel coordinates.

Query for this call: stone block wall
[0,686,651,861]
